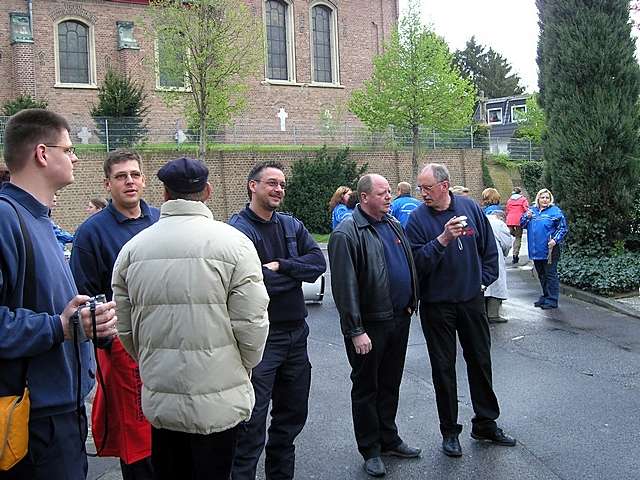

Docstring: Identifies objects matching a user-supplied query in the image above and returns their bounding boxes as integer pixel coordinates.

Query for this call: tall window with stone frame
[311,4,337,84]
[265,0,293,81]
[57,19,92,85]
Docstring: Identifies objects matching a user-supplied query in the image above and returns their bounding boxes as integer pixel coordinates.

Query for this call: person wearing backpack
[229,162,326,480]
[0,109,116,479]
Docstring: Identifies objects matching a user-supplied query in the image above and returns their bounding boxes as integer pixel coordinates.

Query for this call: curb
[560,284,640,321]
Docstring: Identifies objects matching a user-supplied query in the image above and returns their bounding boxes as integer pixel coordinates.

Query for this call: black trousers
[0,410,87,480]
[420,295,500,436]
[232,323,311,480]
[151,425,239,480]
[120,457,153,480]
[344,315,410,460]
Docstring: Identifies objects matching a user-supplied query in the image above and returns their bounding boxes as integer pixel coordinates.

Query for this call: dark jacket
[328,206,418,337]
[229,206,326,330]
[0,184,94,417]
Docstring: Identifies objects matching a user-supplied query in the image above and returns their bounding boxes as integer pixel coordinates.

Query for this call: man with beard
[229,162,326,480]
[70,150,159,479]
[328,174,421,477]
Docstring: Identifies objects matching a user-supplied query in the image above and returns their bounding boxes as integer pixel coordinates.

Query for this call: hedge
[559,248,640,295]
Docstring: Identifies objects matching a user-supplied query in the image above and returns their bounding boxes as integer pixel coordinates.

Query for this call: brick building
[0,0,399,140]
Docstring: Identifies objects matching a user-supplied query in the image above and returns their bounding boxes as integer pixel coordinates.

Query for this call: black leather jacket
[328,206,418,337]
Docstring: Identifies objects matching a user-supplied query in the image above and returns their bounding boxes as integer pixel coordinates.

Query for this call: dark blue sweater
[231,206,326,330]
[70,200,159,300]
[406,193,498,303]
[0,184,94,417]
[368,214,412,313]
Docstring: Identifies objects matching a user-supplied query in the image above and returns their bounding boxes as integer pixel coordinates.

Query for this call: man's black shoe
[471,428,516,446]
[512,256,519,264]
[381,441,421,458]
[442,435,462,457]
[363,457,386,477]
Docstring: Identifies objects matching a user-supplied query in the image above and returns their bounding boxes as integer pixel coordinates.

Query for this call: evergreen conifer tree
[537,0,640,253]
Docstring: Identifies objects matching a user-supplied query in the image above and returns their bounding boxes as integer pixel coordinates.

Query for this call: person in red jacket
[504,187,529,264]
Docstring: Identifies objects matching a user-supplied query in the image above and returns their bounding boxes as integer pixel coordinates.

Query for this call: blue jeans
[232,322,311,480]
[533,246,560,307]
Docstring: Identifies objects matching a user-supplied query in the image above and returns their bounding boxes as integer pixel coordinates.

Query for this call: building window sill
[54,83,98,89]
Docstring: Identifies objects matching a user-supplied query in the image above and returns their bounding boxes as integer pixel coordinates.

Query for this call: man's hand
[548,238,557,248]
[263,261,280,272]
[60,296,118,341]
[352,333,372,355]
[437,216,466,246]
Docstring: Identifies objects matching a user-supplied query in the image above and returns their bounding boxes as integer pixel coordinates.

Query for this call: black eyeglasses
[45,145,76,156]
[255,179,287,189]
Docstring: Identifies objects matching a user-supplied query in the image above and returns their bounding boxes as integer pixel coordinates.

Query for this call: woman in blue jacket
[329,186,352,230]
[521,188,568,309]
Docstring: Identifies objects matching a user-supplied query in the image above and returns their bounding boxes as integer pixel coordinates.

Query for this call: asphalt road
[89,263,640,480]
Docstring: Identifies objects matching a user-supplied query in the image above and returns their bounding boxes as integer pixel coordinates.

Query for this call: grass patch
[312,233,331,244]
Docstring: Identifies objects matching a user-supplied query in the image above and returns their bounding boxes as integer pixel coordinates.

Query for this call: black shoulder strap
[276,213,299,257]
[0,196,34,388]
[0,197,36,309]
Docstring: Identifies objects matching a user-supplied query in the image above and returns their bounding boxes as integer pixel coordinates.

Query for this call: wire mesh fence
[0,116,542,160]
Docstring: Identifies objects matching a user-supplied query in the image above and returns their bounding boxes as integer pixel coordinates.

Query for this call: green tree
[454,36,525,98]
[349,0,476,179]
[516,94,546,142]
[147,0,262,160]
[282,147,367,234]
[91,68,148,150]
[3,95,48,116]
[537,0,640,253]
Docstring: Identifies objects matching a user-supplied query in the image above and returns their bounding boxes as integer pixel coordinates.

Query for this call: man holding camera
[0,109,117,479]
[406,163,516,458]
[113,157,269,479]
[71,150,159,479]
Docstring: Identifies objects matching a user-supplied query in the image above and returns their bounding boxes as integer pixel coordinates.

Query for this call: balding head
[357,174,391,221]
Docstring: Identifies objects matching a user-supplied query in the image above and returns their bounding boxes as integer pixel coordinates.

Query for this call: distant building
[474,94,530,155]
[0,0,398,143]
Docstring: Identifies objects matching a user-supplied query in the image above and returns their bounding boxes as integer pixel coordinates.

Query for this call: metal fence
[0,116,543,160]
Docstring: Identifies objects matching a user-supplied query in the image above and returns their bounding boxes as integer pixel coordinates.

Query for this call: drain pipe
[27,0,33,32]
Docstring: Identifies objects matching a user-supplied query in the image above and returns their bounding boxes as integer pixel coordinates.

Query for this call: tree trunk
[198,114,207,161]
[411,125,420,180]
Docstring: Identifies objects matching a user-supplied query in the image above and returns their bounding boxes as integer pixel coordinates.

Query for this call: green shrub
[559,248,640,295]
[91,68,148,150]
[3,95,48,116]
[518,161,544,198]
[481,156,494,188]
[282,147,367,233]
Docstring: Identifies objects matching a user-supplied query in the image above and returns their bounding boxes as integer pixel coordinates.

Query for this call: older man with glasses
[406,163,516,459]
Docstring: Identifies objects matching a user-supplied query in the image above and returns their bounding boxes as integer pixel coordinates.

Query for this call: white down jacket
[113,199,269,434]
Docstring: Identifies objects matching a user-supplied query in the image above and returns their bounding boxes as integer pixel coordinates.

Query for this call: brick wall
[1,0,396,135]
[1,147,482,232]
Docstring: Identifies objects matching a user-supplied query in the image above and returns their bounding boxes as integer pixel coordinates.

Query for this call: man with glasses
[0,109,117,479]
[406,163,515,459]
[70,150,159,480]
[229,162,326,480]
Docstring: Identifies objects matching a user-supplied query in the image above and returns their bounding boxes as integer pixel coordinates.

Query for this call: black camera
[73,294,107,343]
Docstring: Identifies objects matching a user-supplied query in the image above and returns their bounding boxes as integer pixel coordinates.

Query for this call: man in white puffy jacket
[112,157,270,480]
